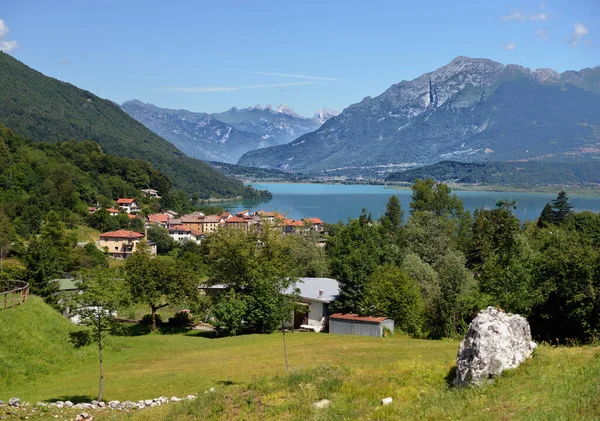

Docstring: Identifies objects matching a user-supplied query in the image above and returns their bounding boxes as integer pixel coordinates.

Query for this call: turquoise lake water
[225,183,600,223]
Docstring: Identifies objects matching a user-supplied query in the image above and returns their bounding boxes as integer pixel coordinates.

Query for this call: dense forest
[0,124,172,235]
[386,160,600,187]
[0,52,269,200]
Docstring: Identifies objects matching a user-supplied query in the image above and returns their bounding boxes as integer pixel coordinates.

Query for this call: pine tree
[538,203,554,228]
[551,191,574,224]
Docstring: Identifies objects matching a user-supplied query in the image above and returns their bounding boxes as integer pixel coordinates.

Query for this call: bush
[168,309,194,328]
[141,313,162,326]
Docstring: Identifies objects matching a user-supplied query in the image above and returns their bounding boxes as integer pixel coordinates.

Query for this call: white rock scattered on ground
[454,306,537,387]
[0,393,200,415]
[313,399,331,409]
[381,397,393,405]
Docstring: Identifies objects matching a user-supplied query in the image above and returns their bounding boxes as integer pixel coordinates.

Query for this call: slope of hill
[121,100,272,163]
[0,123,171,235]
[238,57,600,175]
[385,160,600,187]
[0,296,87,389]
[0,52,264,199]
[208,161,309,182]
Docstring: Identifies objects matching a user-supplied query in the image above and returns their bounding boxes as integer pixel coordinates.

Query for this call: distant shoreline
[243,181,600,196]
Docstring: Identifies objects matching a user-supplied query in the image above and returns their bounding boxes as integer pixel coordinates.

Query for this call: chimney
[319,289,324,298]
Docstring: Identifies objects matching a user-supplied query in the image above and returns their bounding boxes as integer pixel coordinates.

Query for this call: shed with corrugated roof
[329,313,394,337]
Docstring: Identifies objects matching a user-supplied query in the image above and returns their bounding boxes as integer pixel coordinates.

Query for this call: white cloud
[539,0,546,10]
[503,42,516,50]
[253,72,338,81]
[502,10,548,22]
[536,29,549,40]
[569,22,589,47]
[165,81,319,93]
[0,19,18,53]
[0,20,8,38]
[530,13,548,21]
[502,12,526,22]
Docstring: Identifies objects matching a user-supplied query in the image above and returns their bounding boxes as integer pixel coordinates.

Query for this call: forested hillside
[386,160,600,187]
[0,52,266,199]
[0,123,169,236]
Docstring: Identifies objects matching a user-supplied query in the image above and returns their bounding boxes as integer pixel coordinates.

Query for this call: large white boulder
[454,306,537,387]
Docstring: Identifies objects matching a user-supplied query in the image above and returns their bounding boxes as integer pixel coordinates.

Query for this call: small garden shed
[329,313,394,337]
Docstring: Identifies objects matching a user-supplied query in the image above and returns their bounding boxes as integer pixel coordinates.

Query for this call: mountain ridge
[0,52,263,199]
[237,56,600,174]
[123,100,338,163]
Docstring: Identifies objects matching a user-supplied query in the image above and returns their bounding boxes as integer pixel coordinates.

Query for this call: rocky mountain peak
[533,68,560,84]
[276,104,300,118]
[313,108,340,125]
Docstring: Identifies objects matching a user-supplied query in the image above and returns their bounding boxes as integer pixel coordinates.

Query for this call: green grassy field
[68,226,102,243]
[1,297,599,420]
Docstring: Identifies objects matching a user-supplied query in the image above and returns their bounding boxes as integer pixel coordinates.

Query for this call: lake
[225,183,600,223]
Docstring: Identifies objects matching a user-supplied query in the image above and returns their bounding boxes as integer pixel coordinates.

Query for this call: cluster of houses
[91,197,393,337]
[94,198,325,260]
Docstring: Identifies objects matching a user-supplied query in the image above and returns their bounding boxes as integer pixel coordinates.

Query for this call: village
[91,195,325,259]
[84,195,385,337]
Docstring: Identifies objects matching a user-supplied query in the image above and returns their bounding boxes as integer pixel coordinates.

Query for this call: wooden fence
[1,280,30,310]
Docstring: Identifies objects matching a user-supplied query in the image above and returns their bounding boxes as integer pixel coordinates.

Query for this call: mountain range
[0,52,265,199]
[122,101,339,163]
[238,56,600,175]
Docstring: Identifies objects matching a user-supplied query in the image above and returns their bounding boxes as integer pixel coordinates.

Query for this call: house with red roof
[116,198,140,214]
[106,207,120,216]
[224,216,253,231]
[147,213,170,228]
[302,217,324,232]
[167,225,204,244]
[201,215,221,234]
[97,230,155,258]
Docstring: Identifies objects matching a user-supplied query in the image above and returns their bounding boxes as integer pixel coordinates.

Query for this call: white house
[168,225,202,244]
[285,277,339,332]
[116,198,140,214]
[141,188,161,199]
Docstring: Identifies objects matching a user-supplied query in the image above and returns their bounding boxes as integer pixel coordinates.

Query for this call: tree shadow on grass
[110,323,152,336]
[215,380,239,386]
[186,330,218,339]
[445,365,457,388]
[45,395,94,404]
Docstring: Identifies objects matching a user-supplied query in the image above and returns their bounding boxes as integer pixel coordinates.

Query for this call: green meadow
[1,297,599,420]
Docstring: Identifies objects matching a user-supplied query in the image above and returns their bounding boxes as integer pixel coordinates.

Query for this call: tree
[537,203,554,228]
[401,252,441,327]
[326,210,385,312]
[207,226,299,334]
[429,251,481,338]
[211,290,247,335]
[362,264,423,335]
[282,235,329,278]
[379,195,404,234]
[405,211,453,267]
[551,191,574,224]
[410,179,465,218]
[69,269,128,401]
[23,236,61,299]
[530,229,599,342]
[125,242,199,331]
[147,225,176,255]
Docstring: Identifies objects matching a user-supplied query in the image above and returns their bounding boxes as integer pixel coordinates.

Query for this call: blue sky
[1,0,598,117]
